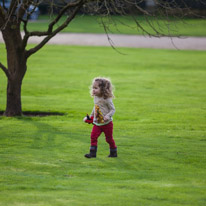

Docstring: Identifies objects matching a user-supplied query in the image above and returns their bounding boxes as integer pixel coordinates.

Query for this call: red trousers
[91,121,117,149]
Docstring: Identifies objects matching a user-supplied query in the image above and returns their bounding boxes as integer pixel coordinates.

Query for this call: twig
[101,17,126,55]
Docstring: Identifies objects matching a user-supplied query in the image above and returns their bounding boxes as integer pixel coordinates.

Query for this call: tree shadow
[0,113,89,153]
[0,110,65,117]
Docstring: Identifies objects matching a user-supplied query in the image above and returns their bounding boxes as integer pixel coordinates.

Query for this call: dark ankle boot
[85,146,97,158]
[108,148,117,157]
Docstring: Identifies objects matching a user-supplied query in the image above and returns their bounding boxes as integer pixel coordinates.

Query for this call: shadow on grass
[0,110,65,117]
[2,111,89,152]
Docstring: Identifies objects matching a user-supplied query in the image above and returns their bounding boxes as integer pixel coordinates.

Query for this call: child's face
[92,82,101,97]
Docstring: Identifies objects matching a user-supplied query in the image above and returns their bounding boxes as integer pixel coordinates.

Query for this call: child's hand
[104,116,109,122]
[83,114,93,124]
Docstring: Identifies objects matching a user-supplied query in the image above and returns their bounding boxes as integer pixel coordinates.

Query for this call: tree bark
[4,78,23,116]
[3,58,27,116]
[2,24,27,116]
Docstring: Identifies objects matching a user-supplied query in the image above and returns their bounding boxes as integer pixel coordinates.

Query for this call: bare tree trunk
[3,58,27,117]
[3,55,27,116]
[4,78,23,116]
[2,26,27,117]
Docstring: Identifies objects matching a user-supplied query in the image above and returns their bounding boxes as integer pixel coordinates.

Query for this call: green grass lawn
[26,15,206,36]
[0,44,206,206]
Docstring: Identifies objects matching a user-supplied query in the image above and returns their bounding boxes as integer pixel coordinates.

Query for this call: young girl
[83,77,117,158]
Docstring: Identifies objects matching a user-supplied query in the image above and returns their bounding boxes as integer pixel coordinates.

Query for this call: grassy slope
[26,15,206,36]
[0,45,206,206]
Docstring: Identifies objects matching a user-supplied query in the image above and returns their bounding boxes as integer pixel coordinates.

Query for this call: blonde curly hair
[90,77,115,99]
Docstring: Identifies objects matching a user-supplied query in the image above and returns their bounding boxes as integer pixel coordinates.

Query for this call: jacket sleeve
[105,98,115,119]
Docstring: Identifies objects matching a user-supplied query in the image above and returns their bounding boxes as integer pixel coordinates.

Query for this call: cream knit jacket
[90,96,115,126]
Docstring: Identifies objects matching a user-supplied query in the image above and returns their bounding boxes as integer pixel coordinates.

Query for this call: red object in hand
[85,114,93,124]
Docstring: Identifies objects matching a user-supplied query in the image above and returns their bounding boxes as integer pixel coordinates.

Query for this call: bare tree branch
[25,0,84,57]
[2,0,8,11]
[7,0,18,16]
[0,0,19,30]
[22,0,84,49]
[100,16,126,55]
[17,0,33,21]
[0,5,6,29]
[0,62,9,78]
